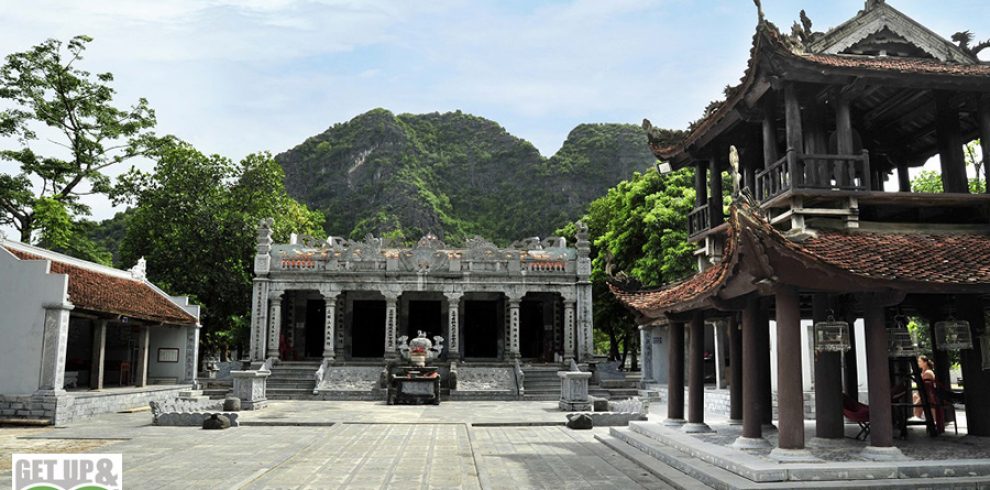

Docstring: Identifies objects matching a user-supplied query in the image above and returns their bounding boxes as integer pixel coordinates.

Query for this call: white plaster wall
[854,318,869,397]
[651,326,670,384]
[148,326,189,381]
[770,320,778,392]
[801,319,814,391]
[0,248,69,394]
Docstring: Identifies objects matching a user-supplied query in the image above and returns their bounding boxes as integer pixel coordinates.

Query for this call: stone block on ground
[223,397,241,412]
[202,414,231,430]
[566,413,593,430]
[590,396,609,412]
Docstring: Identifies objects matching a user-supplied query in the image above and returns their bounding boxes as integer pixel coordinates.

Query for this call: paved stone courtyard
[0,401,674,490]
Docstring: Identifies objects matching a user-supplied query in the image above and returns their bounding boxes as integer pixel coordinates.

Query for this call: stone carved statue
[257,218,274,254]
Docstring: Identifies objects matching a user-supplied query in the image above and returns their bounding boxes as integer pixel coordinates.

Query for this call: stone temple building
[610,0,990,473]
[248,219,593,399]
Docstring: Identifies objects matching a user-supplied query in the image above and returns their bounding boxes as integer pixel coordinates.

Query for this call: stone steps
[266,363,319,398]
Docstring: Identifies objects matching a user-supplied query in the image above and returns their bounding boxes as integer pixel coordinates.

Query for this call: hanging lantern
[934,316,973,350]
[814,312,850,352]
[887,314,917,358]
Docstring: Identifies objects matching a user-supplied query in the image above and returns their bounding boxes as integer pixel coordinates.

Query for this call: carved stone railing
[756,150,871,203]
[687,204,711,238]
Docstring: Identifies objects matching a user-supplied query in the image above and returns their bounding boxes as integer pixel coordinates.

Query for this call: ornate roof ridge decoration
[649,1,990,164]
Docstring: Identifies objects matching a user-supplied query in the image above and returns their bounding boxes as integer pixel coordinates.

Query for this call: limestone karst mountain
[276,108,669,245]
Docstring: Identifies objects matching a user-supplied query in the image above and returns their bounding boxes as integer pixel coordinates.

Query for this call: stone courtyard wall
[0,385,192,425]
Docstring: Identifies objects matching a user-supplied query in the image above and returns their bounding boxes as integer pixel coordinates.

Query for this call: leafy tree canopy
[0,35,163,248]
[117,143,324,353]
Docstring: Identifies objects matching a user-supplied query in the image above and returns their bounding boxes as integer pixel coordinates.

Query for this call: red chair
[843,396,870,440]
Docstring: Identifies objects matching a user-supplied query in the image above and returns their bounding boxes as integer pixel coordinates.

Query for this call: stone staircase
[266,361,320,400]
[521,366,563,401]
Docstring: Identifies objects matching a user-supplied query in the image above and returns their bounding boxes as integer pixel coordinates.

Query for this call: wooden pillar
[980,95,990,194]
[685,312,710,432]
[665,321,686,425]
[784,83,804,187]
[89,320,107,390]
[812,294,844,439]
[835,93,854,187]
[135,325,150,387]
[959,296,990,436]
[896,164,911,192]
[733,297,770,448]
[935,91,968,193]
[709,157,724,227]
[804,100,829,187]
[774,286,806,451]
[729,314,743,424]
[694,161,708,207]
[862,299,895,451]
[762,96,779,167]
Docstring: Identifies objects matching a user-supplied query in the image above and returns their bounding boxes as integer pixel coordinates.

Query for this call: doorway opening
[464,300,499,358]
[351,300,385,358]
[407,300,442,340]
[303,299,325,359]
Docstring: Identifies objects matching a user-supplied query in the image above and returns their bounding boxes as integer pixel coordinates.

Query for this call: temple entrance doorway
[520,299,550,361]
[303,299,325,359]
[351,300,385,358]
[406,300,443,340]
[464,300,499,359]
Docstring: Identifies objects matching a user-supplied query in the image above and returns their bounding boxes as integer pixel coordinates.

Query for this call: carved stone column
[39,302,73,391]
[507,296,522,359]
[445,292,463,359]
[640,326,654,384]
[268,292,283,360]
[384,293,399,359]
[322,291,338,361]
[563,299,576,362]
[249,279,270,361]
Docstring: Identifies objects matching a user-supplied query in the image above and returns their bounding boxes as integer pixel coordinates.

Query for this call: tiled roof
[609,262,729,319]
[799,232,990,284]
[800,54,990,77]
[5,247,198,325]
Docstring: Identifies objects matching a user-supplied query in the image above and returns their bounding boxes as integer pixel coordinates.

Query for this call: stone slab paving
[0,401,677,490]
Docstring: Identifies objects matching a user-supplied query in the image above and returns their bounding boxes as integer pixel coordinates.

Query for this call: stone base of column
[385,352,397,360]
[860,446,909,461]
[322,352,335,362]
[682,422,712,434]
[768,448,821,463]
[762,423,778,432]
[727,418,743,426]
[662,417,686,427]
[731,436,771,449]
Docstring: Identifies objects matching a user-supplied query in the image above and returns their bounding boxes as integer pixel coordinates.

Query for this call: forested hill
[276,108,659,245]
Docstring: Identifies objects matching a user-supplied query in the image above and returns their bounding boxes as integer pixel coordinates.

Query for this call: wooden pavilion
[613,0,990,460]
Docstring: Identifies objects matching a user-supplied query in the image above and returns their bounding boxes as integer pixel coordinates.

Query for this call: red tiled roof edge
[6,248,198,325]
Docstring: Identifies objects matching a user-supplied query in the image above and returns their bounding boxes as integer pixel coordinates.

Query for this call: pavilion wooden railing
[687,204,711,239]
[755,149,871,203]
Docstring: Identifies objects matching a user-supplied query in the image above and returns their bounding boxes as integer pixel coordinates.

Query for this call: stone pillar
[713,320,727,389]
[665,321,686,426]
[249,279,270,361]
[734,297,769,448]
[728,314,743,424]
[384,293,399,359]
[640,326,655,384]
[576,284,594,361]
[685,312,711,433]
[563,299,576,362]
[445,292,463,360]
[860,298,904,460]
[771,286,813,460]
[267,292,282,360]
[89,320,107,390]
[135,325,150,387]
[507,296,521,359]
[185,325,200,386]
[812,294,844,440]
[322,291,338,361]
[39,303,73,391]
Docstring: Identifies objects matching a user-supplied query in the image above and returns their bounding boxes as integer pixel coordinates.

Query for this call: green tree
[0,35,162,243]
[118,143,323,355]
[561,168,696,364]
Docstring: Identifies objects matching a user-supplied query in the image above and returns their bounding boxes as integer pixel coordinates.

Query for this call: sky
[0,0,988,225]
